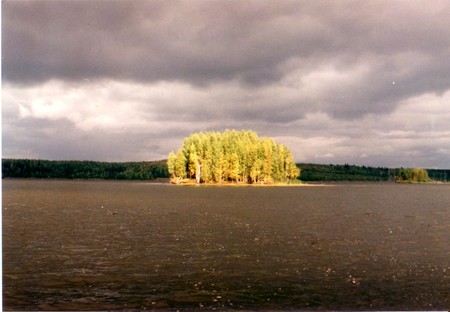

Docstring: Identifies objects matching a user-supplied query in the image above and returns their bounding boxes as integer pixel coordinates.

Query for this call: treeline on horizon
[1,159,169,180]
[299,163,448,182]
[2,158,449,182]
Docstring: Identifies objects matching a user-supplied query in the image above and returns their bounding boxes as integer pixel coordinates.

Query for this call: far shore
[3,177,448,185]
[169,179,450,187]
[169,179,368,187]
[170,178,309,187]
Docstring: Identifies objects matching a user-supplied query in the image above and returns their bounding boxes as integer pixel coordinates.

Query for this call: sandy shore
[169,180,327,187]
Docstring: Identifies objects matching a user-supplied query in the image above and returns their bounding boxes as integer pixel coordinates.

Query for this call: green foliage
[2,159,169,180]
[396,167,431,183]
[298,163,444,182]
[298,163,395,182]
[4,159,445,183]
[167,130,300,184]
[167,152,177,180]
[427,169,450,182]
[174,149,187,180]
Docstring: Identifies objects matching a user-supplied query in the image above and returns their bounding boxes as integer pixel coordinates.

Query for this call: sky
[2,0,450,168]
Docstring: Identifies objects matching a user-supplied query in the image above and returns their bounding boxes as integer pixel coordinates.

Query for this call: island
[167,130,300,184]
[396,167,431,183]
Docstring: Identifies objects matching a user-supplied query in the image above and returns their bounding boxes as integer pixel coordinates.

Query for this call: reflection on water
[3,180,449,310]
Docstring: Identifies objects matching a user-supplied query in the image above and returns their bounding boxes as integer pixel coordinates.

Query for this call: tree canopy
[2,159,168,180]
[167,130,300,184]
[396,167,431,183]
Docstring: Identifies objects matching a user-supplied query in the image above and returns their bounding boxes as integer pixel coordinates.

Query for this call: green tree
[250,158,262,183]
[174,149,187,181]
[167,130,300,184]
[397,167,430,182]
[228,152,240,182]
[187,144,199,180]
[167,151,177,178]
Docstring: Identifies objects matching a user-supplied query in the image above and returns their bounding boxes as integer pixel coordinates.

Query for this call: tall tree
[187,144,199,179]
[167,151,177,179]
[167,130,300,184]
[174,149,187,181]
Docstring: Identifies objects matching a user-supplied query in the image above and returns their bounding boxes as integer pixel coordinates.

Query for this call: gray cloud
[5,1,450,86]
[2,114,170,162]
[3,0,450,167]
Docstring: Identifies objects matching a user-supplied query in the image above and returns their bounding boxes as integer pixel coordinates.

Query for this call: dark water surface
[3,180,449,310]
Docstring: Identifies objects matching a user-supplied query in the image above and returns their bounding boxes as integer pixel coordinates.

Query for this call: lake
[2,179,449,310]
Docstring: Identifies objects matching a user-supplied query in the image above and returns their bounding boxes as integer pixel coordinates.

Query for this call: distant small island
[396,167,431,183]
[167,130,300,184]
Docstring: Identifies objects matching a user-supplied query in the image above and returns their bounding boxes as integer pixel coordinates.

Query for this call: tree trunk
[196,160,201,184]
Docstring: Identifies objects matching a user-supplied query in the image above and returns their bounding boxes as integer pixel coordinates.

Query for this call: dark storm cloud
[4,2,448,79]
[4,0,450,121]
[4,0,308,85]
[3,0,450,166]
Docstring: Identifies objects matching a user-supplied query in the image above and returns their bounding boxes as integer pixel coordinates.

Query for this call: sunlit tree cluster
[396,167,431,183]
[167,130,300,184]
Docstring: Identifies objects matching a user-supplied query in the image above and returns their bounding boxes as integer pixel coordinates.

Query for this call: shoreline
[3,177,448,186]
[170,180,338,187]
[170,178,307,187]
[170,180,450,187]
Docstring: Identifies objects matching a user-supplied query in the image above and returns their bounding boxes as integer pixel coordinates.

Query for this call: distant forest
[299,163,395,182]
[2,159,169,180]
[2,158,449,182]
[299,163,448,182]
